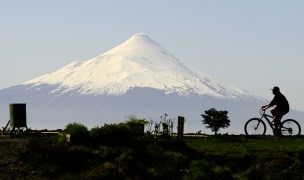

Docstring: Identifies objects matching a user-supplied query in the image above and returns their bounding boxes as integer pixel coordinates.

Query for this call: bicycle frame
[259,109,276,131]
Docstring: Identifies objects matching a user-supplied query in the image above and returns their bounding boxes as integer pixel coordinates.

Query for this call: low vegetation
[2,120,304,179]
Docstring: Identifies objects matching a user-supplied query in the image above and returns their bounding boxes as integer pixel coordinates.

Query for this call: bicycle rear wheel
[244,118,266,135]
[280,119,301,136]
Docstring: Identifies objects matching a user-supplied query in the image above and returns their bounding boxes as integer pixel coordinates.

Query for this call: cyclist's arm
[262,97,276,110]
[262,104,273,110]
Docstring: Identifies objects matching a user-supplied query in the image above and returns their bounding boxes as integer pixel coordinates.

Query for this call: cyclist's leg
[271,107,278,117]
[278,110,289,135]
[274,110,289,136]
[273,110,284,136]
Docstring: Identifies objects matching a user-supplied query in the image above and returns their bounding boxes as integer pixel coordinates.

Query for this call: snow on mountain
[24,33,256,99]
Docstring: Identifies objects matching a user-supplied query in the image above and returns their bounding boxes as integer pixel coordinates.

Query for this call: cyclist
[262,86,289,136]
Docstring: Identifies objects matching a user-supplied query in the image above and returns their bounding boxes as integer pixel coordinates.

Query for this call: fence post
[177,116,184,139]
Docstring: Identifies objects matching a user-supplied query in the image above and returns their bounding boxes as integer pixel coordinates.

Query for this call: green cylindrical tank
[10,103,27,128]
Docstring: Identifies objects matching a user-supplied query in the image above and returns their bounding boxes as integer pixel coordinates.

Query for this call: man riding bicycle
[262,86,289,136]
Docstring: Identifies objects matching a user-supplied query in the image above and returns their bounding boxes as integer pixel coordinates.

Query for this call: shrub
[126,115,149,125]
[64,122,89,145]
[90,123,135,146]
[126,115,149,136]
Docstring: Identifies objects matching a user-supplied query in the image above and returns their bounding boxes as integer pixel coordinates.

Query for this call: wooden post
[177,116,184,138]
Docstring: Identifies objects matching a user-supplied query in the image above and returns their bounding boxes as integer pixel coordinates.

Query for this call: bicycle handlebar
[260,108,273,118]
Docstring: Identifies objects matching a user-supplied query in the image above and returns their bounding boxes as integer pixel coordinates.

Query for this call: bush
[126,115,149,125]
[64,122,89,145]
[90,123,135,146]
[126,115,149,135]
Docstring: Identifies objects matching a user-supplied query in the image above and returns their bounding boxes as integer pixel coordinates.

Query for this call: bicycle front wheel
[280,119,301,136]
[244,118,266,135]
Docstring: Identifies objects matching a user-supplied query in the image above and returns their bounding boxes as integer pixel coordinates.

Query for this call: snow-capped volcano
[1,33,283,133]
[25,33,253,99]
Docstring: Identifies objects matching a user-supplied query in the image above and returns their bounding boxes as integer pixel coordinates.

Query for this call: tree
[64,122,89,144]
[201,108,230,135]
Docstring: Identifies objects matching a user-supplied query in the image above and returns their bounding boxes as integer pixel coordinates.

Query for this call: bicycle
[244,108,301,136]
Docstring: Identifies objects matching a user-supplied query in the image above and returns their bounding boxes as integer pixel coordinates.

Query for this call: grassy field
[185,135,304,179]
[187,135,304,153]
[2,129,304,179]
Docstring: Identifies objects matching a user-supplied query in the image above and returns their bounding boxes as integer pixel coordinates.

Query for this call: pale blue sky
[1,0,304,110]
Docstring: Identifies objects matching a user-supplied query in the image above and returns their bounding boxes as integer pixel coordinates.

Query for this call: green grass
[185,135,304,179]
[187,135,304,153]
[7,133,304,179]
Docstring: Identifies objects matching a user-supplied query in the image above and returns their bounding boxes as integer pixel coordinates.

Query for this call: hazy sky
[1,1,304,111]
